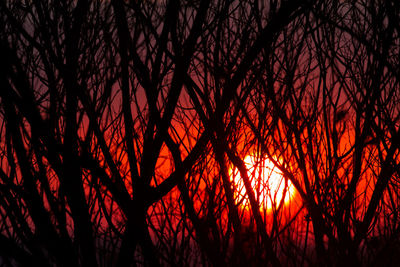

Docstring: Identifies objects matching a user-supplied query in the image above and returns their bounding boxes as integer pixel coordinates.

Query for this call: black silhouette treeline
[0,0,399,266]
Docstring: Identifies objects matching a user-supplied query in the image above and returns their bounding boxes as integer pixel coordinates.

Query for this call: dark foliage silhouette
[0,0,399,266]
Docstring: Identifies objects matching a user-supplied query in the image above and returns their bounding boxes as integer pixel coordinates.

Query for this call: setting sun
[230,154,294,211]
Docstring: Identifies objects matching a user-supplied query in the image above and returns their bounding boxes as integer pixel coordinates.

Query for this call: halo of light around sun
[229,154,294,211]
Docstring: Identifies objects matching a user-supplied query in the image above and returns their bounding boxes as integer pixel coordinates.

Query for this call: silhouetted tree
[239,0,400,265]
[1,0,400,266]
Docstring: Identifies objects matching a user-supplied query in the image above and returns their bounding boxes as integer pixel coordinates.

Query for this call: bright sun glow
[230,154,294,211]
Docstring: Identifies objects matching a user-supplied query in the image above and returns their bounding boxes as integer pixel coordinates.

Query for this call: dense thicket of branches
[0,0,399,266]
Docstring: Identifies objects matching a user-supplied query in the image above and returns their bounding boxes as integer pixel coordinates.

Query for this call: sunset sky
[0,0,399,266]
